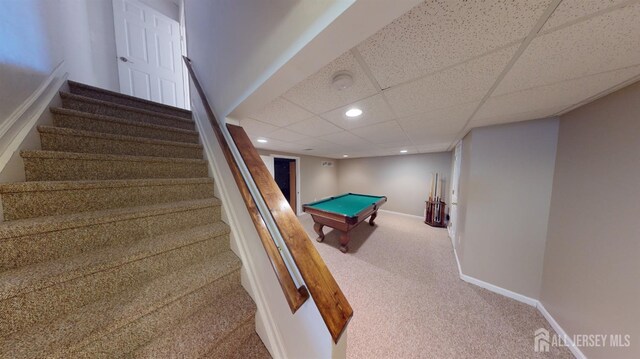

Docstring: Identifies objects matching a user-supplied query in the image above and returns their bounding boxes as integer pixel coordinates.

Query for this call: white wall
[455,118,559,299]
[1,0,65,122]
[540,81,640,359]
[1,0,184,127]
[0,0,121,121]
[338,152,452,217]
[0,0,185,182]
[184,0,355,117]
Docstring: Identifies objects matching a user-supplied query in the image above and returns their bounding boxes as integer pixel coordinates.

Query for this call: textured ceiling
[239,0,640,158]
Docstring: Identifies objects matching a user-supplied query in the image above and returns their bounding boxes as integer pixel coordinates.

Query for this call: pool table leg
[369,211,378,226]
[339,233,349,253]
[313,223,325,242]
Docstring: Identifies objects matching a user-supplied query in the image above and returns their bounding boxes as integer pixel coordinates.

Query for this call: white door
[448,141,462,241]
[112,0,185,108]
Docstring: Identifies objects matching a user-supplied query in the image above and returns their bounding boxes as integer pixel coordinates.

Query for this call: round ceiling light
[332,71,354,91]
[345,108,363,118]
[257,139,268,143]
[400,150,408,153]
[343,154,349,158]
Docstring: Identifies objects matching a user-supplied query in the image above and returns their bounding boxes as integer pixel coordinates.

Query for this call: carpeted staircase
[0,81,271,358]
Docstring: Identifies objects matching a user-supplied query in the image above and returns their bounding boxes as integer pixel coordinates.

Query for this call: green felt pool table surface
[304,193,386,217]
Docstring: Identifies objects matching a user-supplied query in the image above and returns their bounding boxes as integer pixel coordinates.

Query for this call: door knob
[119,56,132,63]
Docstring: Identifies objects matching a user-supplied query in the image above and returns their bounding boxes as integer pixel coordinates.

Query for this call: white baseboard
[460,272,539,307]
[0,61,68,174]
[379,209,423,220]
[537,302,586,359]
[450,238,581,358]
[451,245,537,306]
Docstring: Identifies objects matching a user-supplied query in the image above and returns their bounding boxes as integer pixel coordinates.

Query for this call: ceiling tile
[282,51,378,114]
[378,140,415,149]
[287,116,343,136]
[416,143,453,154]
[288,138,338,158]
[239,118,279,136]
[541,0,630,32]
[320,94,394,129]
[474,64,640,127]
[356,0,551,88]
[251,137,299,152]
[248,97,313,127]
[377,147,419,156]
[266,128,309,142]
[495,3,640,96]
[319,131,371,148]
[350,121,409,144]
[384,46,517,118]
[398,101,479,143]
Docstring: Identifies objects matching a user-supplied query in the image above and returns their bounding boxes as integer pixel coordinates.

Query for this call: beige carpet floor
[299,212,573,359]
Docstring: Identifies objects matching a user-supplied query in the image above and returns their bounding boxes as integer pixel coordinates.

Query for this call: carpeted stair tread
[0,177,212,193]
[21,150,209,181]
[233,332,273,359]
[0,223,230,301]
[1,251,242,359]
[51,107,200,143]
[0,197,220,240]
[0,177,214,221]
[38,125,203,159]
[0,80,266,357]
[72,271,241,358]
[60,92,195,130]
[131,284,256,358]
[0,199,221,271]
[1,228,227,338]
[202,318,271,359]
[21,150,207,163]
[68,80,192,119]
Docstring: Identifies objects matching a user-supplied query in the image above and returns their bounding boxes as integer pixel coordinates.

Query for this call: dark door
[274,158,296,211]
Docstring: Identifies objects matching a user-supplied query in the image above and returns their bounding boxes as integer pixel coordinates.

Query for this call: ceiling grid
[239,0,640,158]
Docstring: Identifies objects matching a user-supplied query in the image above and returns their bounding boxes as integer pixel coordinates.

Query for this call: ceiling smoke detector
[332,71,354,91]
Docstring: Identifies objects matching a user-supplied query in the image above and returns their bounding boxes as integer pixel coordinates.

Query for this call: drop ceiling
[239,0,640,158]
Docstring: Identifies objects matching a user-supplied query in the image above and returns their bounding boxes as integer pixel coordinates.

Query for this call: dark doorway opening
[274,158,297,212]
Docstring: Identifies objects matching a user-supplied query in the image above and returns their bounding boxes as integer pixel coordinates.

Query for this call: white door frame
[177,0,190,109]
[270,154,302,215]
[448,140,462,242]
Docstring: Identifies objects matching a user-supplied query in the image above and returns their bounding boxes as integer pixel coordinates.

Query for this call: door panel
[128,69,151,100]
[113,0,185,108]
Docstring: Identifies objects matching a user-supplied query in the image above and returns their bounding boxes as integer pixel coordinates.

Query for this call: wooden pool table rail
[303,195,387,253]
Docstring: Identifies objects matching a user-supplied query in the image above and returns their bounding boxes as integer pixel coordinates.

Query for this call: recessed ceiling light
[400,150,408,153]
[345,108,363,118]
[257,139,268,143]
[342,154,349,158]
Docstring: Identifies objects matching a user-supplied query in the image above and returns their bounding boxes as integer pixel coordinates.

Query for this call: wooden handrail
[183,57,309,312]
[227,124,353,343]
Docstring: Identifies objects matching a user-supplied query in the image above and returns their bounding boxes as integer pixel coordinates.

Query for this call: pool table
[303,193,387,253]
